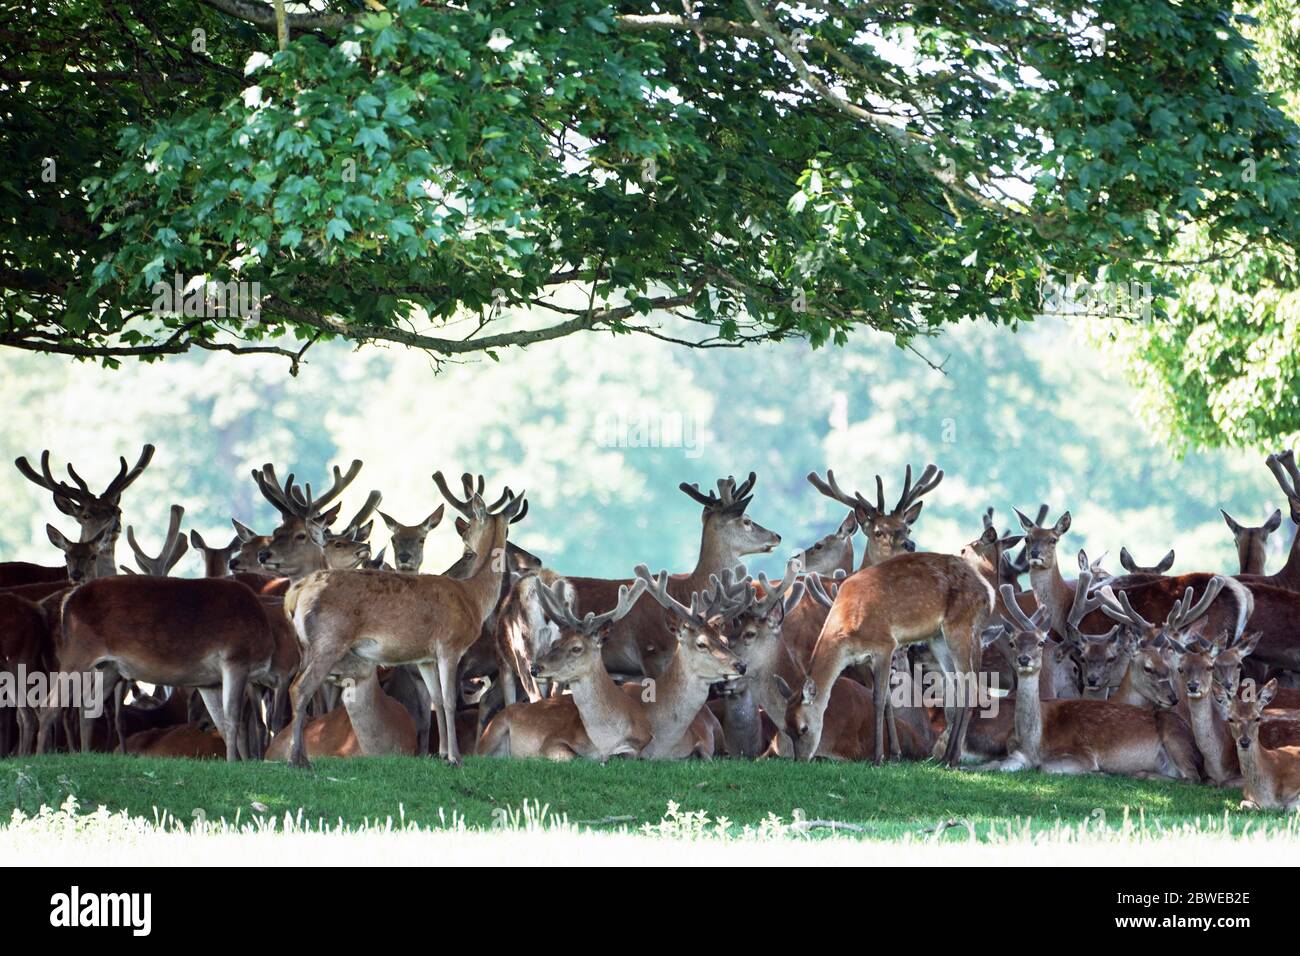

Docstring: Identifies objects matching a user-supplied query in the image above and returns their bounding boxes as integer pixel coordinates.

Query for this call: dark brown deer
[1236,450,1300,591]
[14,445,154,579]
[1119,547,1176,576]
[189,529,241,577]
[1221,511,1280,576]
[807,463,943,568]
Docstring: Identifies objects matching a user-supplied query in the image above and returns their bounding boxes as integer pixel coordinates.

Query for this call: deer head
[960,507,1025,578]
[189,529,240,578]
[724,558,805,673]
[807,463,942,566]
[1175,630,1263,700]
[1013,506,1071,572]
[16,445,154,575]
[1222,677,1279,752]
[635,564,747,685]
[434,472,528,577]
[1220,510,1281,576]
[46,522,113,583]
[252,459,369,579]
[120,504,189,576]
[531,578,648,684]
[990,583,1054,676]
[795,511,856,575]
[1062,550,1126,693]
[379,507,446,572]
[1119,547,1176,576]
[229,519,271,573]
[679,472,781,562]
[322,490,382,570]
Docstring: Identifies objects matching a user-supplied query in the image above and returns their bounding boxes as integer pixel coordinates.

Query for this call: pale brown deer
[283,485,526,767]
[1224,679,1300,810]
[560,473,780,681]
[266,665,417,760]
[14,445,155,579]
[43,522,114,585]
[189,530,240,577]
[795,512,857,576]
[783,549,993,767]
[379,507,446,572]
[1221,511,1279,576]
[477,579,650,760]
[980,584,1202,779]
[1234,450,1300,591]
[119,505,188,576]
[807,463,943,568]
[322,490,383,570]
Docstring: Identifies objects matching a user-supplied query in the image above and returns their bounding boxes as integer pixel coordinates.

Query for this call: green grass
[0,754,1287,841]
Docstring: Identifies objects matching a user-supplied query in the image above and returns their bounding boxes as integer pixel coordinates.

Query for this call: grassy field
[0,753,1289,842]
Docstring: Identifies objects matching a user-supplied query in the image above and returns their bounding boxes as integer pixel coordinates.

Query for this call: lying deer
[477,580,650,760]
[285,485,526,767]
[978,585,1201,779]
[266,666,417,760]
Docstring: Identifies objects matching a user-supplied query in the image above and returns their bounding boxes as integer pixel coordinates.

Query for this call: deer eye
[295,533,307,542]
[570,646,582,655]
[696,639,708,649]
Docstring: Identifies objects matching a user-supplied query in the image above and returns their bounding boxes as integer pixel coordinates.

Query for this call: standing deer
[14,445,155,579]
[284,485,527,767]
[477,579,650,760]
[1236,450,1300,591]
[189,530,240,577]
[807,463,943,568]
[560,473,780,681]
[795,512,857,576]
[1221,511,1280,576]
[1224,680,1300,810]
[379,508,446,572]
[783,547,993,767]
[251,459,373,580]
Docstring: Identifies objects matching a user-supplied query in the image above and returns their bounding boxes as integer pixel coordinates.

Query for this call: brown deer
[322,490,383,570]
[477,579,650,760]
[960,508,1025,594]
[283,484,526,767]
[1233,451,1300,591]
[43,522,114,584]
[251,459,371,580]
[379,507,446,572]
[119,505,188,576]
[266,666,417,760]
[560,473,780,681]
[980,584,1201,779]
[36,575,277,761]
[630,565,748,759]
[795,512,857,576]
[807,463,943,568]
[1119,547,1176,576]
[15,444,155,579]
[782,548,993,767]
[1223,679,1300,810]
[230,519,272,573]
[189,530,240,577]
[0,592,48,755]
[1169,635,1267,786]
[1222,511,1280,576]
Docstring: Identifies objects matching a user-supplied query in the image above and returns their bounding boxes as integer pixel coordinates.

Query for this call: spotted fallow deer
[379,507,446,572]
[284,485,526,767]
[807,463,943,568]
[119,505,188,576]
[979,585,1202,779]
[477,579,649,760]
[561,473,780,681]
[783,542,993,767]
[14,444,155,580]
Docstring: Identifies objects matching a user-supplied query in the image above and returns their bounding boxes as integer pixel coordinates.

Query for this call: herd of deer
[4,444,1300,811]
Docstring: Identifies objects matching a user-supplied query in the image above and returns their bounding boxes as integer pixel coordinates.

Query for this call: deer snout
[257,549,272,563]
[1085,674,1100,687]
[397,552,412,563]
[1186,680,1201,695]
[1017,655,1031,667]
[735,661,747,676]
[228,557,240,570]
[70,569,83,582]
[529,664,541,677]
[1239,736,1252,750]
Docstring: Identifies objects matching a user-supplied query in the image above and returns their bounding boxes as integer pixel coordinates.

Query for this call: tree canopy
[4,0,1298,379]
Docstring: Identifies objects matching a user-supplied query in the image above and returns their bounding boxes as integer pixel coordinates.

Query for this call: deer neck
[641,648,713,757]
[1029,564,1071,635]
[1109,665,1150,709]
[1013,670,1044,759]
[1236,732,1273,802]
[690,526,741,584]
[1277,521,1300,589]
[458,520,509,624]
[1186,694,1238,783]
[721,683,763,757]
[568,665,636,753]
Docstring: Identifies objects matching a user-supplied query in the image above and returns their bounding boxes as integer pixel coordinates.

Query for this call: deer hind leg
[417,662,447,759]
[437,652,465,766]
[870,651,893,765]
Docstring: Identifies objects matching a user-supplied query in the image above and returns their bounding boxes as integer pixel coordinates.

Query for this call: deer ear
[1264,509,1283,534]
[317,503,343,528]
[903,501,924,526]
[379,511,399,532]
[1014,508,1035,532]
[773,674,794,701]
[231,518,257,543]
[1053,512,1071,535]
[1259,679,1278,708]
[1221,509,1243,534]
[1000,533,1024,549]
[801,677,817,704]
[51,493,80,517]
[454,517,468,535]
[837,511,858,536]
[979,625,1006,648]
[424,505,445,531]
[1156,550,1175,573]
[189,529,207,550]
[979,525,998,545]
[45,524,69,550]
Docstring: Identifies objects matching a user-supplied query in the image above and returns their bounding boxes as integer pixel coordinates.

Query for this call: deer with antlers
[250,459,376,580]
[13,445,155,580]
[980,584,1201,779]
[284,479,526,767]
[807,463,943,568]
[555,473,779,683]
[478,579,650,760]
[119,505,188,576]
[782,517,993,767]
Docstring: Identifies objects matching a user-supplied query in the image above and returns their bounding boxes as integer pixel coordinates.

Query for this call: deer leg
[417,662,447,759]
[438,652,464,766]
[220,667,250,763]
[112,681,127,754]
[871,653,892,765]
[288,645,348,769]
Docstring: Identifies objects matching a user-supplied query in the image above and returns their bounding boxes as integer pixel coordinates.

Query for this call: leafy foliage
[3,0,1299,367]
